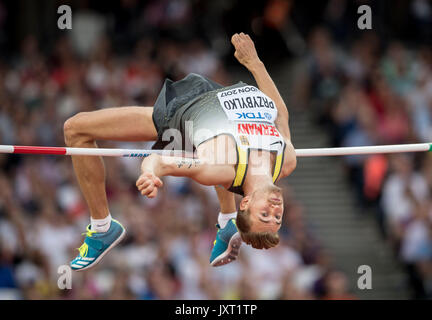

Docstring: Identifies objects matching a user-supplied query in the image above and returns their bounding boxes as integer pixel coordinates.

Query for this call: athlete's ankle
[90,213,112,233]
[218,212,237,228]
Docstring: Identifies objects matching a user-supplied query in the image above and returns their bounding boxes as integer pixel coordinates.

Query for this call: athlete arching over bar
[64,33,297,271]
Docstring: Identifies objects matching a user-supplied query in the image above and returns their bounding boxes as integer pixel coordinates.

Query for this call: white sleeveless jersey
[215,85,286,194]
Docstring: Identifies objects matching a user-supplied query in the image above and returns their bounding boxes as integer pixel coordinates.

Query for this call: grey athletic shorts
[151,73,224,150]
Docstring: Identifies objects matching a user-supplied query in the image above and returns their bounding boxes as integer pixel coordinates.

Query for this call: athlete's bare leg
[63,107,157,219]
[215,186,237,213]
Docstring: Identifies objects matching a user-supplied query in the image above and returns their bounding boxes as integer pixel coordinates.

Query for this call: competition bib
[217,86,277,123]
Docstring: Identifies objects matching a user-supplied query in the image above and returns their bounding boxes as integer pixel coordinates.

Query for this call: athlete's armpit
[279,141,297,179]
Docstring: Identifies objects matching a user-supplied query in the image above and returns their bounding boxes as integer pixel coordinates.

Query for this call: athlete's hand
[231,32,261,69]
[136,171,163,198]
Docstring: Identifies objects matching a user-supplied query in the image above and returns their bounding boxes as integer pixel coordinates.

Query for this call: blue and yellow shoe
[209,219,242,267]
[70,219,126,271]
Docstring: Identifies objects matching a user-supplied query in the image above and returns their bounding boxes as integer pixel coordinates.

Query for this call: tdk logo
[236,112,271,120]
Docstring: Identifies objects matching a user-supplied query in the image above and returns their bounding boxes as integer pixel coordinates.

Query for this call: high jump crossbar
[0,143,431,158]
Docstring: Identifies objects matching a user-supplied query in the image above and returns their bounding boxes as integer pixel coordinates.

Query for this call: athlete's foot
[210,219,242,267]
[70,219,126,271]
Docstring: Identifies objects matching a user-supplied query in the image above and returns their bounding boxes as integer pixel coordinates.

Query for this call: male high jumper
[64,33,297,271]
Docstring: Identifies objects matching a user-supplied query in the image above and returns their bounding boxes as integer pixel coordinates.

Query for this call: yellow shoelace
[213,228,220,246]
[77,228,96,258]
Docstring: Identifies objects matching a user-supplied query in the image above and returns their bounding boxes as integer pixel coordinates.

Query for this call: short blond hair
[236,209,280,249]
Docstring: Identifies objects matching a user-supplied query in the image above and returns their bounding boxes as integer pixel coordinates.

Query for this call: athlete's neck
[243,150,274,195]
[243,173,274,196]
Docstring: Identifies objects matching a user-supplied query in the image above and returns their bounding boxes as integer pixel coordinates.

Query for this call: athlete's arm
[231,32,291,141]
[232,32,297,179]
[136,154,235,198]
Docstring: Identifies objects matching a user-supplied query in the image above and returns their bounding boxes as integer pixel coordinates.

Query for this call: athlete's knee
[64,112,92,146]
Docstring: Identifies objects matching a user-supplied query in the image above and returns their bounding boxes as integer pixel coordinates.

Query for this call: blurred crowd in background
[291,4,432,298]
[0,0,431,299]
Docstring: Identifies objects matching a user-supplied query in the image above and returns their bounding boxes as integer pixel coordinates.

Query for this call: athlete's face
[240,184,284,233]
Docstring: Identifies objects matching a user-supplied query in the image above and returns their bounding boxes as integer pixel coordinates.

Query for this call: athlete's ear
[239,196,251,211]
